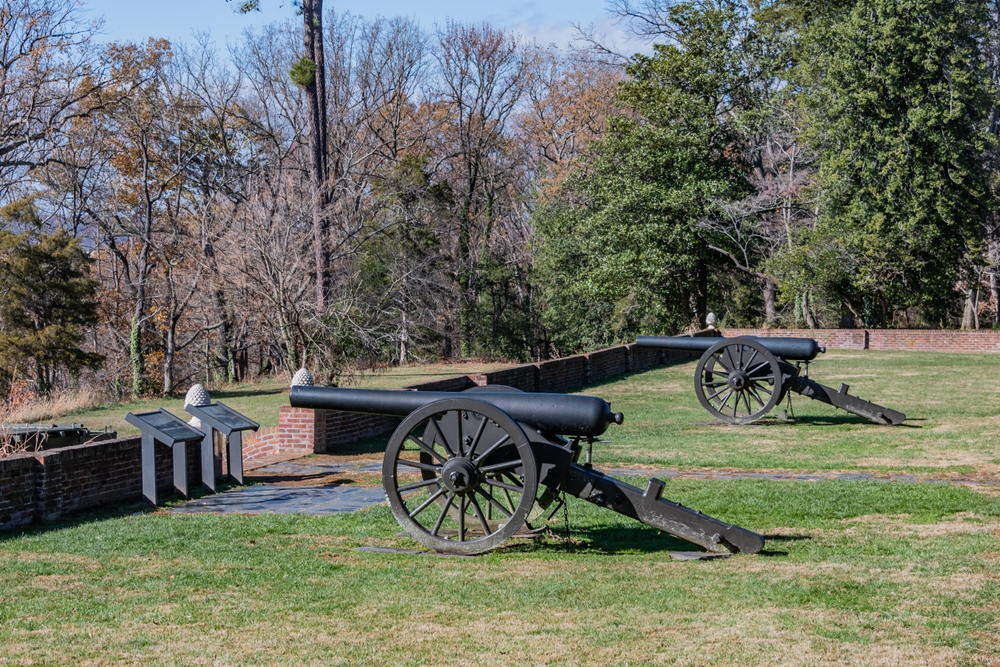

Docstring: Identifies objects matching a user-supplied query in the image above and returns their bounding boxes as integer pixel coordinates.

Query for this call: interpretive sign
[125,409,204,506]
[184,401,259,489]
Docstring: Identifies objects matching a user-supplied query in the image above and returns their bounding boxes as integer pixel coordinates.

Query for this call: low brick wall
[320,411,399,452]
[482,364,537,392]
[868,329,1000,352]
[536,355,588,393]
[0,454,36,532]
[1,436,203,532]
[587,347,629,384]
[722,328,1000,353]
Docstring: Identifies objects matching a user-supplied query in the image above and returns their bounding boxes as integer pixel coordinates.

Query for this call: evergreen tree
[0,229,103,395]
[536,1,781,338]
[798,0,994,325]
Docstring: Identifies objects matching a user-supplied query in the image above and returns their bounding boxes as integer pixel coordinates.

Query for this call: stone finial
[291,368,315,387]
[706,312,718,329]
[185,383,211,407]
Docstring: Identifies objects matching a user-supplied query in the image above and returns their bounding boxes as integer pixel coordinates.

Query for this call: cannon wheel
[382,397,539,555]
[694,337,782,424]
[463,384,523,393]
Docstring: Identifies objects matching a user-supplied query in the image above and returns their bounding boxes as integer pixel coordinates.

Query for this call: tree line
[2,0,999,400]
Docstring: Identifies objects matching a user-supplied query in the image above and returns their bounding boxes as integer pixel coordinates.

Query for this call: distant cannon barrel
[289,385,624,437]
[636,335,825,361]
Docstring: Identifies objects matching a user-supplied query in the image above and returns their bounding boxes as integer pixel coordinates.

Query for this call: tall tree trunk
[962,285,980,329]
[399,310,409,366]
[992,271,1000,325]
[763,279,777,327]
[695,258,708,329]
[302,0,329,312]
[803,291,816,329]
[130,243,151,399]
[163,313,175,397]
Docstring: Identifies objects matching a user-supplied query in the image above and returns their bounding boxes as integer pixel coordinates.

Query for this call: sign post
[184,402,259,490]
[124,410,205,506]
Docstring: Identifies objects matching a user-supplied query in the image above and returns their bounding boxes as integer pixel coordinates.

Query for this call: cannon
[636,335,905,425]
[290,384,764,556]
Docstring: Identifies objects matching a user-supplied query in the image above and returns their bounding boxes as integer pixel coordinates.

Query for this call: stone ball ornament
[291,368,315,387]
[185,383,212,407]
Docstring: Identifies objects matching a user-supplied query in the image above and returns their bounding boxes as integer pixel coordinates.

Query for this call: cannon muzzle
[636,335,824,361]
[289,385,623,437]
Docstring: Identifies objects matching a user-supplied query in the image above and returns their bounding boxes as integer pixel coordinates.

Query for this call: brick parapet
[722,328,1000,353]
[1,435,203,532]
[482,364,537,392]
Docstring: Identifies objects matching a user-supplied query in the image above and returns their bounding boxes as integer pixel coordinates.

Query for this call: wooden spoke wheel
[694,337,782,424]
[382,398,538,555]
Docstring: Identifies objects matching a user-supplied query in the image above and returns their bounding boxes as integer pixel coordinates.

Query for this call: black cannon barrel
[636,335,825,361]
[289,386,623,437]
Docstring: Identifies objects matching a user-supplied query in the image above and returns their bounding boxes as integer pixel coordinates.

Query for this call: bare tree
[0,0,123,196]
[434,22,531,355]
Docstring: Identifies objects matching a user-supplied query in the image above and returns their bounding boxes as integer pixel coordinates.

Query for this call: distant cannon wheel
[695,337,782,424]
[462,384,523,393]
[382,398,539,555]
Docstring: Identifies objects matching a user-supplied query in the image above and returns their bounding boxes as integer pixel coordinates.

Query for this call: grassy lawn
[588,350,1000,476]
[58,361,513,439]
[2,350,1000,664]
[0,480,998,666]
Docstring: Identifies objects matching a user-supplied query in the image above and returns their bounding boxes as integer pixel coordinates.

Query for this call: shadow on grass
[325,434,392,457]
[0,502,148,543]
[209,385,288,400]
[0,478,251,543]
[526,524,721,555]
[246,472,363,485]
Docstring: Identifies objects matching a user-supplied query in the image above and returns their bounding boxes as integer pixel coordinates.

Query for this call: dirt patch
[0,551,102,570]
[839,513,1000,538]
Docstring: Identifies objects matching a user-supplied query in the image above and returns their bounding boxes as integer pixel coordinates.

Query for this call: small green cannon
[637,335,905,426]
[290,384,764,556]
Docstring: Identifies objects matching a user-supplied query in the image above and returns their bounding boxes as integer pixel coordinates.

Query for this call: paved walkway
[167,484,385,515]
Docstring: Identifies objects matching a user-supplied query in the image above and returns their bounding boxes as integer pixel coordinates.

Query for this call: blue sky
[83,0,650,54]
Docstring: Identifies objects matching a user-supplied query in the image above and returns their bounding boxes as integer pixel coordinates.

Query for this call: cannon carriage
[636,335,905,426]
[290,384,764,556]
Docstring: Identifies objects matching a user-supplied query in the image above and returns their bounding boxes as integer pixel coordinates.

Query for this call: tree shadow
[0,503,149,543]
[209,385,288,400]
[770,414,922,428]
[327,434,392,457]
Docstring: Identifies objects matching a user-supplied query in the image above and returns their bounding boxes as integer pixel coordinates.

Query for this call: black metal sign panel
[185,402,259,434]
[125,409,204,445]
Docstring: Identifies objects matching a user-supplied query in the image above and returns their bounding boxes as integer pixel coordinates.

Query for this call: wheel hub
[441,457,479,494]
[728,370,750,391]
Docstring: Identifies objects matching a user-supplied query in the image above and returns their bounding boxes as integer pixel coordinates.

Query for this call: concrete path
[166,483,385,515]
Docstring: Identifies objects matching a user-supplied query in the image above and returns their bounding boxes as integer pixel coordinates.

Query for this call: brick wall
[0,454,36,532]
[482,364,537,392]
[536,355,588,393]
[722,328,1000,352]
[1,435,203,532]
[320,411,399,452]
[867,329,1000,352]
[240,424,284,462]
[586,347,629,384]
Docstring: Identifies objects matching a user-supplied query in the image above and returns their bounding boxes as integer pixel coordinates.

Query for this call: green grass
[585,350,1000,475]
[0,480,997,665]
[4,351,1000,664]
